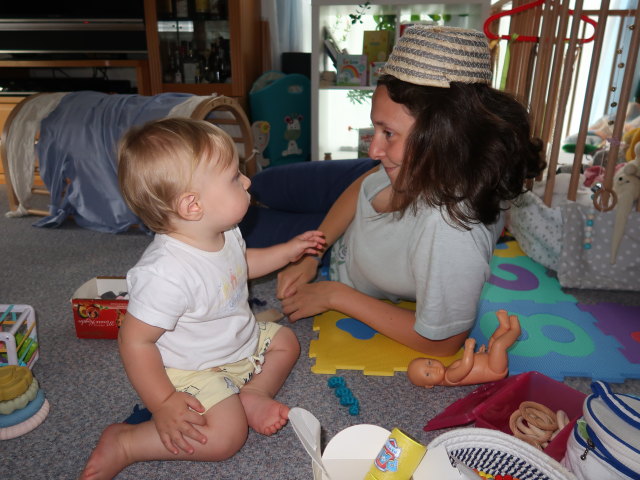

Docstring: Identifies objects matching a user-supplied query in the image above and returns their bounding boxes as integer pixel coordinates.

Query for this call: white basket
[428,428,577,480]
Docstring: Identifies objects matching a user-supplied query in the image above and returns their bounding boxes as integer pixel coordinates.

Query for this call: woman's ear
[176,192,203,220]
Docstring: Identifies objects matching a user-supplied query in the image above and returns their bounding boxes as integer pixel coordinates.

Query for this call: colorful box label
[337,54,368,86]
[71,277,128,339]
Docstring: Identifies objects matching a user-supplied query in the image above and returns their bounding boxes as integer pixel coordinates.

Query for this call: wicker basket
[427,428,577,480]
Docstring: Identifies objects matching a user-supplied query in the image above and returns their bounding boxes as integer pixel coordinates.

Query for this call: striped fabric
[382,26,492,87]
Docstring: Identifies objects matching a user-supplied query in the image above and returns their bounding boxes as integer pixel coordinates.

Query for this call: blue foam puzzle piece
[471,299,639,382]
[336,317,377,340]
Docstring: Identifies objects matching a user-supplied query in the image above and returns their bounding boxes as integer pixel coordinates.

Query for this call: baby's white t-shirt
[126,228,258,370]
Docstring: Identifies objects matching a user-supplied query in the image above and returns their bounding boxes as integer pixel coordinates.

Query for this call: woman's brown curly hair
[377,75,546,229]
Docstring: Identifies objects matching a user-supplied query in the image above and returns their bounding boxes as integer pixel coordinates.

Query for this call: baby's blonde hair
[118,117,237,233]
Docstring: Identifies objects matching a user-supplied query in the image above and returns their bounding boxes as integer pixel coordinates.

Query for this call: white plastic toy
[0,304,39,369]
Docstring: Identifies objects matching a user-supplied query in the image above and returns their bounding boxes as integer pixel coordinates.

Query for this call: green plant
[373,14,396,31]
[349,2,371,24]
[347,89,373,105]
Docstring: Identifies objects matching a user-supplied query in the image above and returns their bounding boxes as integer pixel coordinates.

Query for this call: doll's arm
[443,338,476,384]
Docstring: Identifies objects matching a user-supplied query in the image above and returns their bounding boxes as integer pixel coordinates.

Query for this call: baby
[81,118,325,479]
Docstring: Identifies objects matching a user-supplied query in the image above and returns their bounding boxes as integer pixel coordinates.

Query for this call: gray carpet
[1,184,639,480]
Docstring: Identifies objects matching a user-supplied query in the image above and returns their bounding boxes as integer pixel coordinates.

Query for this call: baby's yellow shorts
[165,321,281,411]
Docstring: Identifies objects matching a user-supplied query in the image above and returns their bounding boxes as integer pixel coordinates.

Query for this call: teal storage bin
[250,72,310,167]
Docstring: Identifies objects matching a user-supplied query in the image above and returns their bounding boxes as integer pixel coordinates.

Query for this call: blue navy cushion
[249,159,379,213]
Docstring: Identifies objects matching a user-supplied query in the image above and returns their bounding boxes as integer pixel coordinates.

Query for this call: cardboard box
[336,54,367,86]
[71,277,128,339]
[363,30,393,64]
[290,408,462,479]
[358,127,374,158]
[369,61,386,86]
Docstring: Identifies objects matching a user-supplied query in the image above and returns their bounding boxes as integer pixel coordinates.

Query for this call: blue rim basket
[428,428,577,480]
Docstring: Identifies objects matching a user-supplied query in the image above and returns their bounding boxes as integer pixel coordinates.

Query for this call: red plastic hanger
[483,0,598,43]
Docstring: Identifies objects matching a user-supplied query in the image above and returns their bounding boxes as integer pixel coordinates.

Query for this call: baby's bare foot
[239,388,289,435]
[80,423,131,480]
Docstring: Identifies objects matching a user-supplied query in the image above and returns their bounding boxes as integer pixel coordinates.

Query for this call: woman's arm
[280,280,468,356]
[277,166,379,298]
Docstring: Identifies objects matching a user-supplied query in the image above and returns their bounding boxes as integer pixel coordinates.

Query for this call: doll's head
[407,357,446,388]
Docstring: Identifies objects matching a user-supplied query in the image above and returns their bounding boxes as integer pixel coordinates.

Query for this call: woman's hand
[152,391,207,455]
[280,281,343,321]
[276,256,320,299]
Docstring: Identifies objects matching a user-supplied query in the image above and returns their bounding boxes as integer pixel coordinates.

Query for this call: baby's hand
[153,391,207,455]
[287,230,326,263]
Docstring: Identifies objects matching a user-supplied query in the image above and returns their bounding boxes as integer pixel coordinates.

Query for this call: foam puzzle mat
[309,301,463,376]
[310,240,640,382]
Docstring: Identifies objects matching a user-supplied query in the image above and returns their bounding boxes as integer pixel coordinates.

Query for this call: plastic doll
[407,310,521,387]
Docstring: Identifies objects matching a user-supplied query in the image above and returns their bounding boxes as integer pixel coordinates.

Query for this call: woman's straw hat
[382,25,492,88]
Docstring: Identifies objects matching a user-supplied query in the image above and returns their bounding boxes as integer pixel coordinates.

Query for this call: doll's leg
[487,309,512,350]
[487,314,521,373]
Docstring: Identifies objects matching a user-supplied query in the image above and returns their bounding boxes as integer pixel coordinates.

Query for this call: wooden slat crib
[486,1,639,290]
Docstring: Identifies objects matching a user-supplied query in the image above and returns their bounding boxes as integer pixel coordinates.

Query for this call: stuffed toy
[251,121,271,170]
[584,164,625,188]
[611,143,640,264]
[561,132,603,156]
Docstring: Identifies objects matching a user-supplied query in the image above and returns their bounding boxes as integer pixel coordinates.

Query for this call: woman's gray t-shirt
[330,168,502,340]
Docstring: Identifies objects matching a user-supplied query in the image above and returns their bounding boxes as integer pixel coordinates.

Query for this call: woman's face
[369,85,416,185]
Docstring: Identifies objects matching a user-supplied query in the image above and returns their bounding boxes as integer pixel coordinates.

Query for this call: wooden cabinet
[311,0,490,161]
[144,0,262,108]
[0,97,23,185]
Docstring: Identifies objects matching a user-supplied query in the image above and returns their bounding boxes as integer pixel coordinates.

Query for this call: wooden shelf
[0,59,152,96]
[311,0,491,161]
[143,0,262,106]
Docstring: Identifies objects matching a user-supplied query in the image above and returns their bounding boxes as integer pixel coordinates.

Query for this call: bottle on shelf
[207,37,230,83]
[157,0,174,19]
[207,40,222,83]
[194,0,210,20]
[163,41,178,83]
[207,0,221,19]
[182,42,199,84]
[214,0,228,20]
[202,48,213,82]
[175,0,192,19]
[173,44,184,83]
[218,38,231,82]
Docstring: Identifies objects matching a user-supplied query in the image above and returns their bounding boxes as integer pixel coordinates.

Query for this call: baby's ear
[177,192,203,220]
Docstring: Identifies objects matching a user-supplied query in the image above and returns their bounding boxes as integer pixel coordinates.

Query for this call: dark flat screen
[0,2,144,20]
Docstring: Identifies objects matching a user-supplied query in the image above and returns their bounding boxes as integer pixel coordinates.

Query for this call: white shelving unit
[311,0,490,161]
